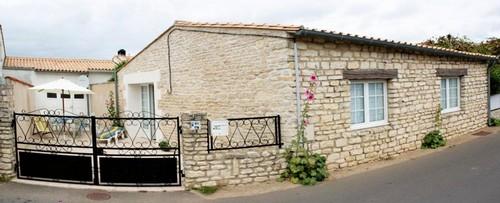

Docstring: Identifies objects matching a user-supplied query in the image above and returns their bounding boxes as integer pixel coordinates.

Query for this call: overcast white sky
[1,0,499,59]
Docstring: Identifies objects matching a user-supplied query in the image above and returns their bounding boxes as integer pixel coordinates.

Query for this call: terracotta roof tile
[4,56,115,73]
[174,20,302,32]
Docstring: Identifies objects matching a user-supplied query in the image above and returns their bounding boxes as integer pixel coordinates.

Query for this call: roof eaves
[296,29,496,61]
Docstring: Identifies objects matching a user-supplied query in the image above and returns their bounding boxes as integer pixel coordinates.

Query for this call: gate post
[181,113,209,189]
[0,83,15,179]
[90,116,99,185]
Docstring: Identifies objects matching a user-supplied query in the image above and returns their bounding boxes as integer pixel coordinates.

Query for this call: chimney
[112,49,128,65]
[117,49,126,57]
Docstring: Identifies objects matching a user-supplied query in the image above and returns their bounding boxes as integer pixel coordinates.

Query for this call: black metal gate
[13,111,182,186]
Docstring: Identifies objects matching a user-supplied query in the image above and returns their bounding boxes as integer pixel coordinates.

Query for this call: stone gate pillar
[181,112,209,189]
[0,83,14,178]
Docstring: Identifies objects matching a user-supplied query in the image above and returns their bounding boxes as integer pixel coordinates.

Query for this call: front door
[140,84,155,140]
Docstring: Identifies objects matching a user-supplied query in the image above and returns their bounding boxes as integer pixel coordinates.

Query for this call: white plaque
[211,120,229,136]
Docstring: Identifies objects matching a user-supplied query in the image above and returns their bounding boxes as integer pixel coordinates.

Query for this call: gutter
[295,29,495,61]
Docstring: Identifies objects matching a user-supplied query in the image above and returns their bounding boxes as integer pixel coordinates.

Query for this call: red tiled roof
[4,56,115,73]
[174,20,302,32]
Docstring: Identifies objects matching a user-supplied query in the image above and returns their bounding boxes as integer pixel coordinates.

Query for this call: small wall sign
[210,120,229,136]
[190,121,201,130]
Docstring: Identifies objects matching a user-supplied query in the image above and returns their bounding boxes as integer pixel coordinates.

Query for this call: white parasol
[30,78,94,115]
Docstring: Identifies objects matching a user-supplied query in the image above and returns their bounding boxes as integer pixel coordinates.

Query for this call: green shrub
[490,118,500,126]
[281,151,328,185]
[421,130,446,149]
[0,175,12,183]
[194,186,218,195]
[158,140,170,151]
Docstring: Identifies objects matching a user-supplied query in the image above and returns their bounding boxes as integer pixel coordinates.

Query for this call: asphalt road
[1,132,500,203]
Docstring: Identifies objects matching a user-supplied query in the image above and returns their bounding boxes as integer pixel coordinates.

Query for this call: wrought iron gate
[13,111,182,186]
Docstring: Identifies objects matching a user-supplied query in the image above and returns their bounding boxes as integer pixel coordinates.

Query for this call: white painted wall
[123,70,162,140]
[4,69,112,114]
[123,70,161,115]
[491,94,500,110]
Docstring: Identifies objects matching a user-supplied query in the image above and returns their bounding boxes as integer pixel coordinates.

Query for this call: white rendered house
[3,56,114,114]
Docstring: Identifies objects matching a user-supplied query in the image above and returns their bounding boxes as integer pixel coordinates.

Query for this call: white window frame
[441,77,461,113]
[350,80,389,130]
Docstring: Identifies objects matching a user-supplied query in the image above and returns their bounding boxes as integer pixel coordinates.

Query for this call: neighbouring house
[0,25,5,81]
[117,20,497,187]
[3,56,115,114]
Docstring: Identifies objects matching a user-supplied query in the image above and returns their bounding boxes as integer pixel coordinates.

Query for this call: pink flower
[310,73,318,83]
[307,93,315,102]
[303,119,310,126]
[304,89,315,102]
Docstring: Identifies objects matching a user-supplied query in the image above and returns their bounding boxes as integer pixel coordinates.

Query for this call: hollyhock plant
[281,72,329,185]
[310,73,318,83]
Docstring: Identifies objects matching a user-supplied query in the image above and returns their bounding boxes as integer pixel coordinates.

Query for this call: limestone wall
[118,27,299,146]
[118,26,489,188]
[0,82,14,178]
[295,38,488,169]
[181,113,283,188]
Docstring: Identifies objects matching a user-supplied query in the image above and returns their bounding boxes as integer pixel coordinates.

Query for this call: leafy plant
[158,140,170,151]
[422,105,446,149]
[108,61,127,82]
[194,186,218,195]
[421,130,446,149]
[281,73,329,185]
[0,175,12,183]
[105,91,122,127]
[489,118,500,126]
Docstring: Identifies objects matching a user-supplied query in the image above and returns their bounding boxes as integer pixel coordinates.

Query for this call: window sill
[441,108,460,114]
[351,121,389,131]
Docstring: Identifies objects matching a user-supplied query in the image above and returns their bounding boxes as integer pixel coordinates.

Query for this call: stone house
[0,24,5,80]
[118,20,497,187]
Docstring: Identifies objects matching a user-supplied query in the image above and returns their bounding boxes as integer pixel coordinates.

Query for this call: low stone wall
[0,82,14,178]
[181,113,284,188]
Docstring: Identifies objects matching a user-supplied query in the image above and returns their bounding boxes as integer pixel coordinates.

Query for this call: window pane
[47,93,57,98]
[368,83,384,122]
[449,78,459,108]
[74,94,84,99]
[61,94,70,99]
[440,79,447,109]
[351,84,364,124]
[141,86,149,113]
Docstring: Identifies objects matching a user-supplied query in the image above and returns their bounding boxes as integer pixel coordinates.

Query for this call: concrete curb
[12,179,185,192]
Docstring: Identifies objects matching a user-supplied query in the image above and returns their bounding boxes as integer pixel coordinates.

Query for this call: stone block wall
[0,82,14,177]
[118,26,299,145]
[181,113,284,188]
[118,24,490,188]
[294,38,488,170]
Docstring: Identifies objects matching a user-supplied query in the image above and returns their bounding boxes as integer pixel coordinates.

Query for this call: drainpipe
[114,69,119,115]
[487,55,500,126]
[293,39,302,128]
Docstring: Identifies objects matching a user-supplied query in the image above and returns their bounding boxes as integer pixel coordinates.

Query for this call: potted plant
[158,140,171,152]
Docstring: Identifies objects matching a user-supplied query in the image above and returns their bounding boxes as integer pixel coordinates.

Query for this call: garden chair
[97,126,125,145]
[33,117,51,135]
